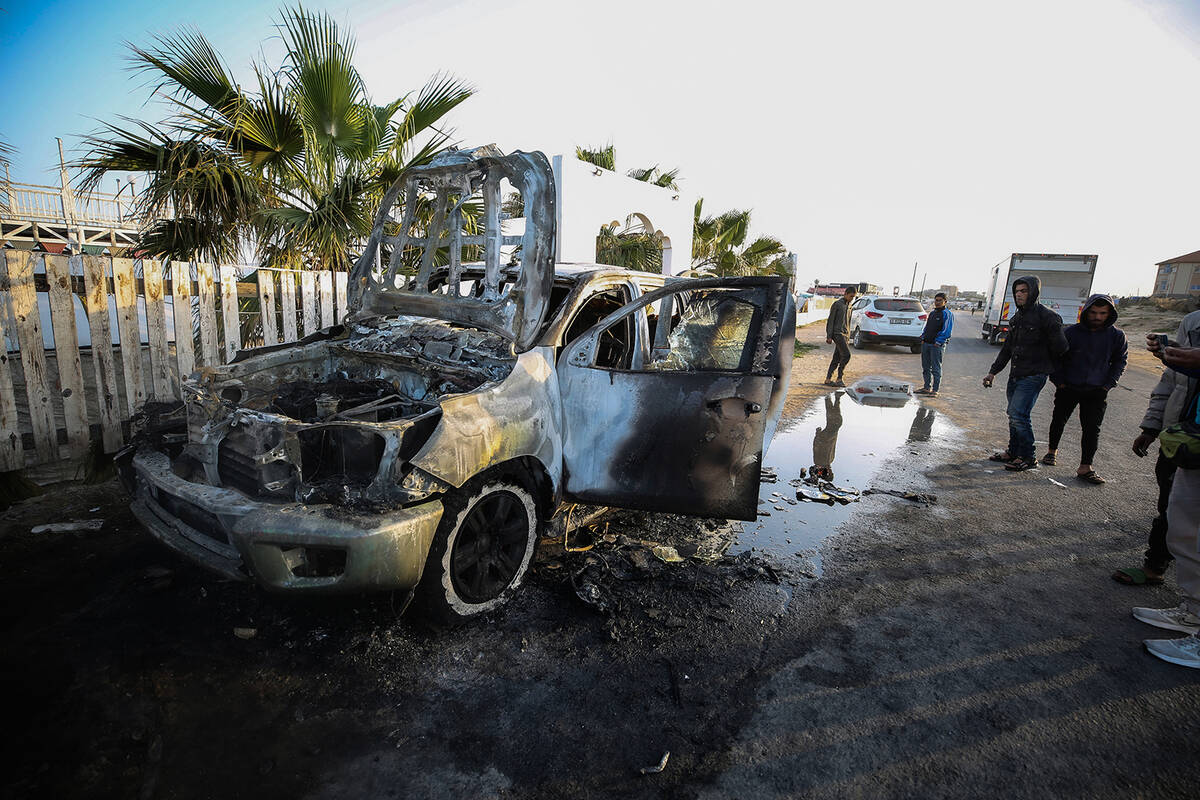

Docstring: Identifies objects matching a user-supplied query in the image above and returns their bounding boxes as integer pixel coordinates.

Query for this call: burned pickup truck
[118,146,795,622]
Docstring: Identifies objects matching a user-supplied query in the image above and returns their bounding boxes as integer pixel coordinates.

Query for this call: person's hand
[826,337,832,344]
[982,374,994,388]
[1146,333,1166,356]
[1162,346,1200,370]
[1132,431,1157,458]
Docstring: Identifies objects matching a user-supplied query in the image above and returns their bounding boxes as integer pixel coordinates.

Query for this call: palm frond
[127,28,240,117]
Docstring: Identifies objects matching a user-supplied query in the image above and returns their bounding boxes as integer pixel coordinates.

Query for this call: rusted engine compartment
[143,317,516,510]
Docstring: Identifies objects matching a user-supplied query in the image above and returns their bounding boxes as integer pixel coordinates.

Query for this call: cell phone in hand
[1154,333,1171,351]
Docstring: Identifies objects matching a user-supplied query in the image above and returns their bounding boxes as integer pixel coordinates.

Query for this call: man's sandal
[1041,453,1056,466]
[1112,567,1164,586]
[988,451,1011,462]
[1077,470,1105,485]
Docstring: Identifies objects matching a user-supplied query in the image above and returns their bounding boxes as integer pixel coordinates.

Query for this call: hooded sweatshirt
[1049,294,1128,389]
[987,275,1070,379]
[1140,309,1200,433]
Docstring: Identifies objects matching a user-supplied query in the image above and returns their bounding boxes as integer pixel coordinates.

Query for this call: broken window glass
[647,291,759,372]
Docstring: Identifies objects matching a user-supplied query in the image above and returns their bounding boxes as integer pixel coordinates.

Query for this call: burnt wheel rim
[450,490,530,604]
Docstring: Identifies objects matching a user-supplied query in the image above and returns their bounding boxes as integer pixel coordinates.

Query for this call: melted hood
[348,146,556,353]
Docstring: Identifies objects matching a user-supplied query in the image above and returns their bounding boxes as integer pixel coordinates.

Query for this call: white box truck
[981,253,1097,345]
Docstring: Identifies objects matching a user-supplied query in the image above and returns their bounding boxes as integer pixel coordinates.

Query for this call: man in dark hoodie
[982,276,1070,471]
[1042,294,1127,484]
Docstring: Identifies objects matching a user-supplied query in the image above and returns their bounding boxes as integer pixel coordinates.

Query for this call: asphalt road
[1,313,1197,799]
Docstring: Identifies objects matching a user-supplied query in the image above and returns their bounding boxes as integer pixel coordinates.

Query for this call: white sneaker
[1132,603,1200,634]
[1145,634,1200,669]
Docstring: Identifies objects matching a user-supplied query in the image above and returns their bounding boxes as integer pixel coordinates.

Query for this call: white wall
[551,155,694,275]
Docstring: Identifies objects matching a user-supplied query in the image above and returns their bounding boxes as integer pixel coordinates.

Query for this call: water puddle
[735,377,956,574]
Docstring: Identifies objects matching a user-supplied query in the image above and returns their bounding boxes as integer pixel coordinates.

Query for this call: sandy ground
[2,312,1198,799]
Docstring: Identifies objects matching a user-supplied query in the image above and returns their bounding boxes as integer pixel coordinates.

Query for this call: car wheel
[413,477,539,625]
[852,328,864,349]
[909,343,922,354]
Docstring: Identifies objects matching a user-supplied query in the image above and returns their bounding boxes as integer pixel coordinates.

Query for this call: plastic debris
[30,520,105,534]
[652,545,684,563]
[1047,478,1068,488]
[233,627,258,640]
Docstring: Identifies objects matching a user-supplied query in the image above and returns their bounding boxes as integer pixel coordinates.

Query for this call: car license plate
[879,384,908,393]
[889,318,911,324]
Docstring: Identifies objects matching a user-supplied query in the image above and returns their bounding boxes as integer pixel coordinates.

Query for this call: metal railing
[0,181,140,227]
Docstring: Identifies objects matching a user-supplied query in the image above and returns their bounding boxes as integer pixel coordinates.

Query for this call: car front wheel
[910,343,922,354]
[852,328,865,349]
[413,477,539,625]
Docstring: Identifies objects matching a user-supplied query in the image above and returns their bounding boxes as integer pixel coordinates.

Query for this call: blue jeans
[920,342,945,391]
[1005,374,1048,460]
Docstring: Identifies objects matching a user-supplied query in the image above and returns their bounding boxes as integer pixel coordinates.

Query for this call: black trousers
[826,335,851,379]
[1145,449,1176,572]
[1047,384,1107,464]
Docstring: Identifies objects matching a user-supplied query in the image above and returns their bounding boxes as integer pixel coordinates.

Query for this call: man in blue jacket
[1042,294,1127,484]
[915,292,953,397]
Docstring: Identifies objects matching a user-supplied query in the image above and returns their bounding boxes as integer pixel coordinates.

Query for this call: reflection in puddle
[735,388,954,574]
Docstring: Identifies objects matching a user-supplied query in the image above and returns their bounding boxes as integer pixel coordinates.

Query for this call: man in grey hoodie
[1114,304,1200,588]
[1043,294,1127,484]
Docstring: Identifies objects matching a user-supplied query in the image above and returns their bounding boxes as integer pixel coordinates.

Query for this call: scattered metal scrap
[862,488,938,505]
[639,751,671,775]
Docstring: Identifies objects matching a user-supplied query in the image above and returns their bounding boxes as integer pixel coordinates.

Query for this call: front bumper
[128,450,443,593]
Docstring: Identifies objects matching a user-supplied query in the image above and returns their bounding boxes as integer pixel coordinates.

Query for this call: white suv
[848,295,928,353]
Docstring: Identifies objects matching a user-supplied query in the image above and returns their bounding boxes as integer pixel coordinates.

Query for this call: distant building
[809,281,882,297]
[1153,250,1200,298]
[938,284,959,298]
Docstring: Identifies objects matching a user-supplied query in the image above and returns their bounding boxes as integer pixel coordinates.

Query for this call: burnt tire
[413,477,539,626]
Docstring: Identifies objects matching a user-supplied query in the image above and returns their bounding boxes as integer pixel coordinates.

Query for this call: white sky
[6,0,1200,295]
[347,0,1200,295]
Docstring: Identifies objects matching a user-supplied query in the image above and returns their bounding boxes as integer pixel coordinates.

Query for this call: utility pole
[919,273,927,297]
[909,261,918,295]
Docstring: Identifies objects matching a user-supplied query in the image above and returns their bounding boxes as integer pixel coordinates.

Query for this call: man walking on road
[825,286,857,387]
[916,292,953,397]
[1042,294,1127,484]
[982,276,1069,471]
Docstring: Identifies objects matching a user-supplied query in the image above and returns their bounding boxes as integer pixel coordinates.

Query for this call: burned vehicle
[118,146,795,621]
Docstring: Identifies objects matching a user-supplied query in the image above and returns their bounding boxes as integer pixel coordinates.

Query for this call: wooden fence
[0,251,349,473]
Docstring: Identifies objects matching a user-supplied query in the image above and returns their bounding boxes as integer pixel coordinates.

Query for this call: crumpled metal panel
[406,347,563,495]
[348,146,556,353]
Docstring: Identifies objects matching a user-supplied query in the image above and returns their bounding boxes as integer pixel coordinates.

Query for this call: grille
[156,490,227,545]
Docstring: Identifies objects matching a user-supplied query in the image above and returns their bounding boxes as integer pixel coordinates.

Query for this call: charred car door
[557,277,795,521]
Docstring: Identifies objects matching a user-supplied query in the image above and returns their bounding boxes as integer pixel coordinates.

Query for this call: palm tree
[691,199,789,277]
[596,218,663,272]
[575,143,616,171]
[626,165,679,190]
[76,7,473,272]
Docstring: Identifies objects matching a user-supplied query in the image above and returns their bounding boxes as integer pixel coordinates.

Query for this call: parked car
[116,146,796,623]
[848,295,928,352]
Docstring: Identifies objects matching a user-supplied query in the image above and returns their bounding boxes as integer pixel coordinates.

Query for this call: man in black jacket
[1043,294,1127,484]
[982,276,1069,471]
